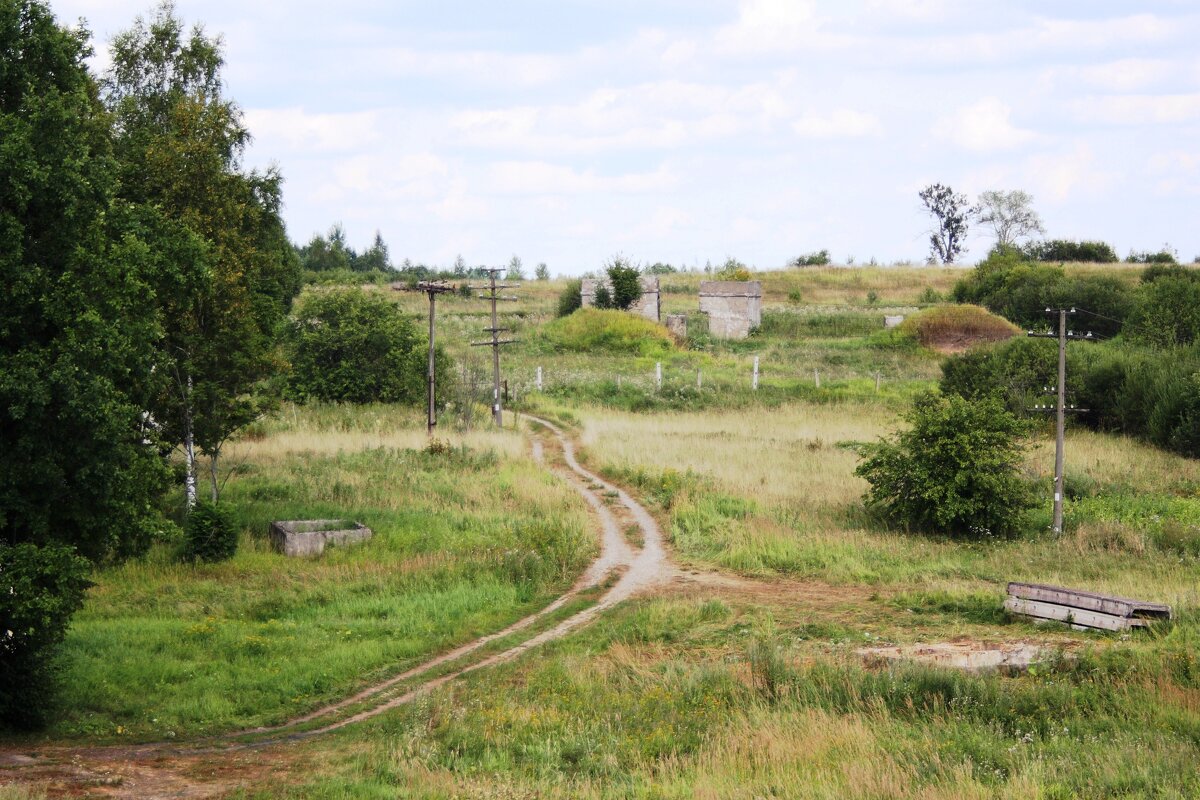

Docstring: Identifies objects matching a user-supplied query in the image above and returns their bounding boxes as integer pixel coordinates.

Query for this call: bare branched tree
[976,189,1045,249]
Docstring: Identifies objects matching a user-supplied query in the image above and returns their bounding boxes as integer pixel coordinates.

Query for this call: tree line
[1,0,303,727]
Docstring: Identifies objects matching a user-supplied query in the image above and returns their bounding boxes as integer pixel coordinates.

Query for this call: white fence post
[536,366,543,391]
[696,369,702,389]
[752,356,760,391]
[655,362,663,390]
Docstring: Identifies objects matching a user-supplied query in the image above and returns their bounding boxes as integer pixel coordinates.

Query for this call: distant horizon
[55,0,1200,274]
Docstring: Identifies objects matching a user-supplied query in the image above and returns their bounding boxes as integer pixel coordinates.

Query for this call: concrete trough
[269,519,372,557]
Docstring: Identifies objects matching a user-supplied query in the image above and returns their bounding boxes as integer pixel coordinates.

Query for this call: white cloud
[793,108,881,138]
[486,161,676,195]
[932,98,1037,152]
[244,107,382,153]
[1025,144,1113,202]
[714,0,855,56]
[1072,93,1200,125]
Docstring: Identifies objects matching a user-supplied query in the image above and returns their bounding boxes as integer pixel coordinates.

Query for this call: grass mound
[898,304,1019,352]
[540,308,674,356]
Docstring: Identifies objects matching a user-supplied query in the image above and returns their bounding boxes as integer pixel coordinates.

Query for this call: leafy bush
[285,288,443,404]
[791,249,831,267]
[0,543,92,729]
[556,279,582,317]
[1023,240,1119,263]
[1125,275,1200,348]
[645,262,677,275]
[897,304,1018,350]
[605,258,643,310]
[1127,246,1178,265]
[952,249,1132,336]
[538,309,673,356]
[184,500,239,563]
[716,258,751,281]
[941,336,1084,415]
[918,287,943,304]
[946,338,1200,459]
[855,394,1032,538]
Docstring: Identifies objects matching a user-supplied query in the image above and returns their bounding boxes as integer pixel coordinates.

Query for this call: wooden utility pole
[1027,307,1096,535]
[397,281,455,435]
[469,268,518,427]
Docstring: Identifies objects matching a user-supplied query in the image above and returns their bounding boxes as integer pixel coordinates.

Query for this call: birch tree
[104,2,299,506]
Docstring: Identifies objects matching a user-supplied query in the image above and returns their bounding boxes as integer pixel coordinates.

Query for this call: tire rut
[0,415,673,783]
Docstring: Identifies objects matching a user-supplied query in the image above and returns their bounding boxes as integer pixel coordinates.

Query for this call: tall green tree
[104,2,300,504]
[1,0,171,560]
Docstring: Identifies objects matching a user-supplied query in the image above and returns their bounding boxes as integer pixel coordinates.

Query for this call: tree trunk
[208,449,220,504]
[184,375,198,508]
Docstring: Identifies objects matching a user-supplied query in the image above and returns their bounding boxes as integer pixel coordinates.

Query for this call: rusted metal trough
[1005,582,1172,632]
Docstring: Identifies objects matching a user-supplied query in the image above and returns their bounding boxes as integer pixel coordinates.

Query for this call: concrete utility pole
[397,281,455,435]
[1027,307,1096,535]
[469,268,518,427]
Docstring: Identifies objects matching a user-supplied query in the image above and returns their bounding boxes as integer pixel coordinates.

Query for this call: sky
[52,0,1200,274]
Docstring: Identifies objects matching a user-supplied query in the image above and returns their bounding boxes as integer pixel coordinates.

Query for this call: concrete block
[665,313,688,338]
[885,315,906,329]
[699,281,762,339]
[269,519,372,557]
[580,275,660,321]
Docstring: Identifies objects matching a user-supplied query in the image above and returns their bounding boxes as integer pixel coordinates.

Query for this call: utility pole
[469,268,518,427]
[398,281,454,435]
[1027,307,1096,535]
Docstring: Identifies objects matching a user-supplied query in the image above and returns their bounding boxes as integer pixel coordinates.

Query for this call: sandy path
[0,415,676,796]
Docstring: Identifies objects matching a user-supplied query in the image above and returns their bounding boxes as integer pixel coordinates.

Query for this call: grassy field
[28,405,594,742]
[5,261,1198,799]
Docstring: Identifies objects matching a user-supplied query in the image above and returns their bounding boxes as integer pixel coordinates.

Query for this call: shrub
[791,249,831,267]
[716,258,751,281]
[918,287,943,304]
[556,279,582,317]
[855,394,1032,538]
[897,304,1019,350]
[1125,275,1200,348]
[1127,246,1178,265]
[184,500,239,563]
[645,262,677,275]
[1023,240,1119,263]
[285,288,442,404]
[605,258,643,310]
[786,289,804,304]
[539,308,673,356]
[940,336,1083,415]
[1140,264,1200,284]
[0,543,92,729]
[952,249,1132,336]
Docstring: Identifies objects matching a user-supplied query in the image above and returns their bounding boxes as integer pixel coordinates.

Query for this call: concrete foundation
[581,275,660,321]
[270,520,372,557]
[699,281,762,339]
[665,313,688,339]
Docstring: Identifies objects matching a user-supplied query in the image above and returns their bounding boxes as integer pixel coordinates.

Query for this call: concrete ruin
[699,281,762,339]
[665,313,688,339]
[581,275,660,322]
[884,315,906,329]
[270,520,372,557]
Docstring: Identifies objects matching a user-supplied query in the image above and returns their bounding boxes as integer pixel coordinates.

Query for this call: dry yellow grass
[579,402,893,507]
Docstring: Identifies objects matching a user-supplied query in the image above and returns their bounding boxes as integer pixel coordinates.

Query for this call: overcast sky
[54,0,1200,274]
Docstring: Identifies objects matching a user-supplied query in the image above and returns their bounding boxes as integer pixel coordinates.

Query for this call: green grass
[232,594,1200,798]
[37,407,595,741]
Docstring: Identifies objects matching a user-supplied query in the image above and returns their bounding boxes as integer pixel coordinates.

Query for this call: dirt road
[0,415,677,797]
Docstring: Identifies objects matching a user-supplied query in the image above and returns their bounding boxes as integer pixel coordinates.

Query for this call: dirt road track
[0,415,677,796]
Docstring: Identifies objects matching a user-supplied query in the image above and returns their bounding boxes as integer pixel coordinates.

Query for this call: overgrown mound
[899,304,1019,353]
[540,308,674,356]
